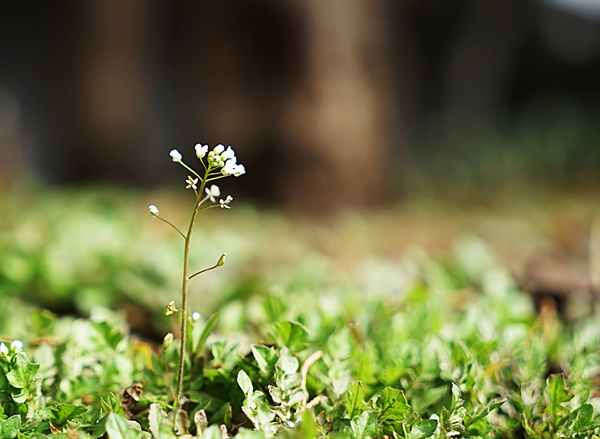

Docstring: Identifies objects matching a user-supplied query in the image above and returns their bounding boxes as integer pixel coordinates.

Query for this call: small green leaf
[299,410,319,438]
[544,374,572,427]
[345,381,365,419]
[277,347,299,375]
[192,313,219,355]
[272,321,309,352]
[104,412,142,439]
[408,419,438,439]
[92,321,124,349]
[0,415,21,439]
[149,403,171,438]
[563,403,597,434]
[350,410,379,439]
[6,353,39,389]
[237,370,253,395]
[375,387,410,418]
[52,403,87,426]
[251,345,278,375]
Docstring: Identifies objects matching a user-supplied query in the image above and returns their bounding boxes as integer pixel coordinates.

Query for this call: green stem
[176,196,201,404]
[189,263,219,280]
[156,216,186,239]
[175,166,211,405]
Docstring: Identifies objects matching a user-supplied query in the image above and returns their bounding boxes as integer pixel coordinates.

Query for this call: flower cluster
[150,143,245,218]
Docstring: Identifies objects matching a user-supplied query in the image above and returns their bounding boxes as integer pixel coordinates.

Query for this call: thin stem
[156,216,186,239]
[163,351,177,403]
[175,165,212,405]
[176,195,202,404]
[179,160,202,181]
[189,262,220,280]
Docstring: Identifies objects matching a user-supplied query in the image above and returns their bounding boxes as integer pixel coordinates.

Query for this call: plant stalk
[176,195,203,404]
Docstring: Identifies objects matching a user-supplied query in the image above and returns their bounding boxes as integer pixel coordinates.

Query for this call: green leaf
[104,412,141,439]
[299,410,319,438]
[408,419,438,439]
[272,321,309,352]
[544,374,572,427]
[52,403,87,426]
[345,381,365,419]
[92,321,124,349]
[277,347,299,375]
[563,403,597,434]
[237,369,253,395]
[350,410,379,439]
[0,415,21,439]
[6,353,39,389]
[192,312,219,355]
[29,310,56,335]
[375,387,410,419]
[251,345,278,375]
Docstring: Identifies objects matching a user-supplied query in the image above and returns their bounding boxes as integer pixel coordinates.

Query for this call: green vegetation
[1,185,599,438]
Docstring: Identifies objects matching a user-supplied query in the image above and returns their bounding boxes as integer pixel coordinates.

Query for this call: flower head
[192,312,201,322]
[10,340,23,352]
[214,144,225,154]
[0,343,7,356]
[220,195,233,209]
[148,205,159,217]
[170,149,182,162]
[222,158,246,177]
[195,143,208,159]
[222,146,235,160]
[186,175,198,190]
[205,184,220,202]
[232,163,246,177]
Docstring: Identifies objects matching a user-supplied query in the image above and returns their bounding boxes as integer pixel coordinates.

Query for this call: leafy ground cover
[1,186,599,438]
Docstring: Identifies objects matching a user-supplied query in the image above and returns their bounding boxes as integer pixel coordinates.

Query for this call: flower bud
[217,253,226,267]
[148,205,159,217]
[162,333,173,350]
[164,300,179,316]
[170,149,182,162]
[192,312,201,322]
[0,343,7,356]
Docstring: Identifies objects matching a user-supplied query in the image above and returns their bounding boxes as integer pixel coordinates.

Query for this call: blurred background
[1,0,598,210]
[1,0,599,337]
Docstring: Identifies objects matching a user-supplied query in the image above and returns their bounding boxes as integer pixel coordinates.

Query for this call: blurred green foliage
[0,186,599,437]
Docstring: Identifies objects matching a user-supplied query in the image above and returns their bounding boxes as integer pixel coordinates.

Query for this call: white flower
[170,149,182,162]
[233,163,245,177]
[214,144,225,154]
[222,146,235,160]
[186,175,198,190]
[219,195,233,209]
[205,184,220,202]
[11,340,23,352]
[195,143,208,159]
[0,343,7,356]
[192,312,201,322]
[222,158,238,176]
[148,205,159,217]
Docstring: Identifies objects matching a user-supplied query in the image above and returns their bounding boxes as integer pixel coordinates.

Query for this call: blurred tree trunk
[184,1,402,212]
[55,0,162,184]
[277,1,400,211]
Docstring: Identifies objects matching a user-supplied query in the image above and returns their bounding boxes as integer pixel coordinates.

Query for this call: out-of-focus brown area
[1,0,598,211]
